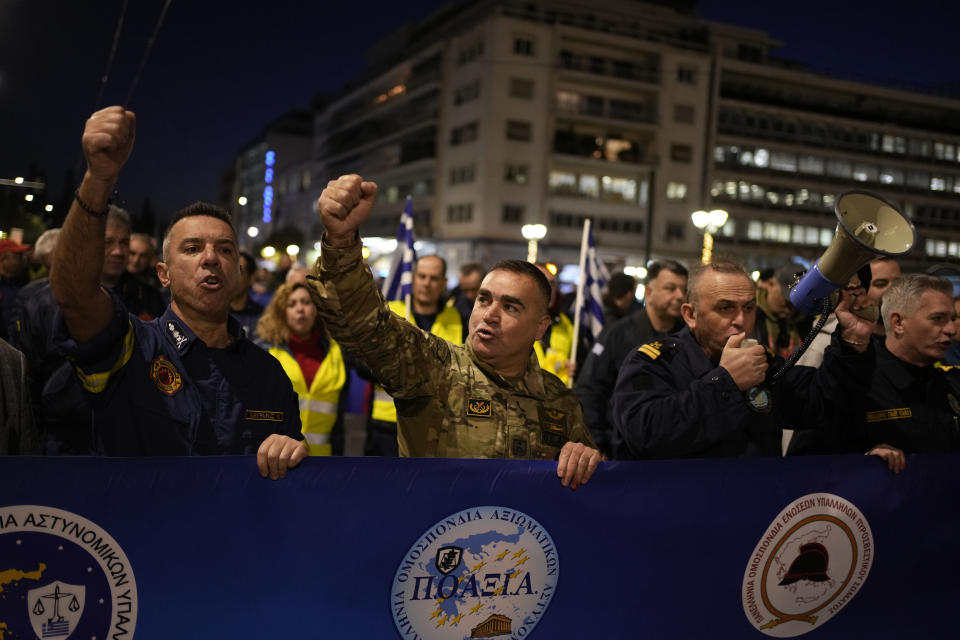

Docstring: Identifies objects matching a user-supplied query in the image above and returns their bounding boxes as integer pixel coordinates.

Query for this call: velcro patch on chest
[245,410,285,422]
[865,407,912,422]
[538,406,568,448]
[466,398,493,418]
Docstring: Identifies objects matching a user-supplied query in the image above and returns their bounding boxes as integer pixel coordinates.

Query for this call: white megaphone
[789,190,916,315]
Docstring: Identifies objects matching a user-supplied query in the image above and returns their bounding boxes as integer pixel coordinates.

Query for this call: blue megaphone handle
[788,263,837,316]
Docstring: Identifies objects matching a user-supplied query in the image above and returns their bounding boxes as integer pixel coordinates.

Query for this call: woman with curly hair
[256,282,347,456]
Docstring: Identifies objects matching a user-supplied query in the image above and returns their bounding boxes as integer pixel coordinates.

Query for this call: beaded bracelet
[74,188,109,218]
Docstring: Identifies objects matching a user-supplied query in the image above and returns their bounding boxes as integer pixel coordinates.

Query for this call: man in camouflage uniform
[313,174,602,489]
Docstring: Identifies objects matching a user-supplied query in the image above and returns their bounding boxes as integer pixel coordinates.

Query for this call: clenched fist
[317,174,378,247]
[82,106,136,186]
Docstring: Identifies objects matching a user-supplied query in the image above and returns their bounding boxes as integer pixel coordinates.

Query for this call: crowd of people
[3,106,959,485]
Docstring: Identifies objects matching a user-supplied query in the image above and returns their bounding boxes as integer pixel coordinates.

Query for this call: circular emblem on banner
[391,506,559,639]
[0,505,138,639]
[150,356,182,395]
[742,493,873,637]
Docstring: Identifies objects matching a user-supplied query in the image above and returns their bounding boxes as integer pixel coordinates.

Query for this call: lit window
[580,175,599,198]
[739,181,750,198]
[710,180,724,197]
[770,151,797,172]
[556,90,580,112]
[805,227,819,245]
[799,155,825,174]
[820,229,833,247]
[950,242,959,257]
[548,171,577,196]
[754,148,769,167]
[740,150,754,166]
[725,181,737,197]
[931,176,947,191]
[601,177,637,202]
[666,182,687,200]
[714,146,725,162]
[747,221,763,240]
[936,240,948,257]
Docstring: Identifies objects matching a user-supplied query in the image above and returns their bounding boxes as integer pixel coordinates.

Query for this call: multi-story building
[254,0,960,274]
[223,109,314,250]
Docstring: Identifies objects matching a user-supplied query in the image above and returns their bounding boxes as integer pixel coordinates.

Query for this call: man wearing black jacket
[575,260,687,458]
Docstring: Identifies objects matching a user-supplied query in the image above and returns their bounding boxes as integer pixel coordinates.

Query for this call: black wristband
[74,188,109,218]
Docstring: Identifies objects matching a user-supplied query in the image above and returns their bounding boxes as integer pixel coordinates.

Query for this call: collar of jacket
[465,340,547,399]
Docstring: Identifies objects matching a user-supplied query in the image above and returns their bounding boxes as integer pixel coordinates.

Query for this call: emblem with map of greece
[742,493,873,637]
[391,506,558,639]
[0,506,137,640]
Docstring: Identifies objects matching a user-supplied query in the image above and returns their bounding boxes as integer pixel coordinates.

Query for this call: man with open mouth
[312,174,602,490]
[50,106,306,480]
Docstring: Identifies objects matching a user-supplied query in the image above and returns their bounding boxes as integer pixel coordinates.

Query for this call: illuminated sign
[263,149,275,223]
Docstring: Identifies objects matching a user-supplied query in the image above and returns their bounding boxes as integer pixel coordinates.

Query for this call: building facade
[227,0,960,275]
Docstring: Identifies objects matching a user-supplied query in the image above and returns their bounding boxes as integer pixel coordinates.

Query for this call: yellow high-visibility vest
[269,340,346,456]
[534,313,574,385]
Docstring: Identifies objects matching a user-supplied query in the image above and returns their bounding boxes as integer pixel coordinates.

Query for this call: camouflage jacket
[311,239,595,458]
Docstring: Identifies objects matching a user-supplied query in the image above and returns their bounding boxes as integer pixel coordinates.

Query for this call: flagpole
[568,219,591,388]
[404,195,413,321]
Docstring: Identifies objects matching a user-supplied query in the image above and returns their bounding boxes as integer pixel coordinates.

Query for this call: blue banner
[1,454,956,638]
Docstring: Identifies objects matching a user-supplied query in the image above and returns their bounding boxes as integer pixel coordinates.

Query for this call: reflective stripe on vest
[372,301,463,423]
[269,340,346,456]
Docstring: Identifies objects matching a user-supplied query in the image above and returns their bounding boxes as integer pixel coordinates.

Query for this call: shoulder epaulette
[935,362,959,373]
[637,340,681,361]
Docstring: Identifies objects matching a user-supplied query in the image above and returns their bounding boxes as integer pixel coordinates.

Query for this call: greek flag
[578,222,609,341]
[381,196,416,302]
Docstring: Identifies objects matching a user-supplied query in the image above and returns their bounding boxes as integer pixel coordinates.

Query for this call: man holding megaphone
[611,259,876,461]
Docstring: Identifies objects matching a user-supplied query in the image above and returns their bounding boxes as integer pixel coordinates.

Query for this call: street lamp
[690,209,728,264]
[521,224,547,263]
[238,196,248,206]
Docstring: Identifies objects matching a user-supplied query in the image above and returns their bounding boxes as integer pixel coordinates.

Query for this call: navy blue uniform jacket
[55,288,301,455]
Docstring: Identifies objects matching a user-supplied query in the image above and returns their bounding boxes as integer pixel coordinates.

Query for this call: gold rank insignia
[466,398,493,418]
[637,341,662,360]
[865,407,912,422]
[150,357,182,396]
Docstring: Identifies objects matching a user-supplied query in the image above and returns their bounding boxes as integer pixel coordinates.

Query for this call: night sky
[1,0,957,229]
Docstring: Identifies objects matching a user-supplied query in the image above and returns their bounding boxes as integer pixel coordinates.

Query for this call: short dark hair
[606,273,637,299]
[645,259,688,285]
[459,262,485,278]
[239,251,256,276]
[489,259,551,312]
[162,202,235,261]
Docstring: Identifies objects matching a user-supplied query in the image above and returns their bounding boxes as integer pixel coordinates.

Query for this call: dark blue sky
[1,0,956,224]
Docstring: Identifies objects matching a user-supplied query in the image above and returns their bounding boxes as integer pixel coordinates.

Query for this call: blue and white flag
[578,221,609,342]
[381,196,416,303]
